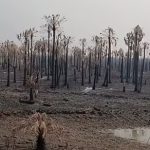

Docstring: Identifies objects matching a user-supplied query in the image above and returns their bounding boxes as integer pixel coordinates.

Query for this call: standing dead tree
[17,30,31,86]
[92,36,99,90]
[132,25,144,92]
[98,37,103,77]
[43,16,52,80]
[102,27,117,87]
[0,41,12,86]
[4,41,14,87]
[124,32,133,83]
[112,49,118,70]
[72,46,81,83]
[28,28,37,99]
[0,41,20,86]
[12,44,18,83]
[118,48,124,83]
[138,42,149,92]
[80,38,86,86]
[44,14,65,88]
[6,41,10,87]
[88,47,92,84]
[28,28,38,77]
[0,43,7,70]
[63,35,71,87]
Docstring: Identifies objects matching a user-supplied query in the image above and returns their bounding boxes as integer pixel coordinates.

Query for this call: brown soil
[0,81,150,150]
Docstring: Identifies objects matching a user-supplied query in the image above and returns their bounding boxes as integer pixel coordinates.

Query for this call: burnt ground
[0,72,150,149]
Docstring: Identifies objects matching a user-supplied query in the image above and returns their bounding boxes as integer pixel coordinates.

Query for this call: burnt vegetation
[0,16,149,96]
[1,14,150,150]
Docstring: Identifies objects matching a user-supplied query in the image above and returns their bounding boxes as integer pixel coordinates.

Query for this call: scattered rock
[63,98,69,102]
[98,111,103,116]
[144,109,148,113]
[43,103,51,107]
[19,99,35,104]
[93,107,101,112]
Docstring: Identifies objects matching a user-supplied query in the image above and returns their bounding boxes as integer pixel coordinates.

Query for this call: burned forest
[1,1,150,149]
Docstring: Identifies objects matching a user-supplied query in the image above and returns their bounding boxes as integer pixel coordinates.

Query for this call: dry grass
[3,113,66,149]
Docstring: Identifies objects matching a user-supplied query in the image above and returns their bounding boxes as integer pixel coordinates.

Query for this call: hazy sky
[0,0,150,49]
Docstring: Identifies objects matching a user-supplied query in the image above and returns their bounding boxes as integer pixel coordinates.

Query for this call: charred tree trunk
[27,40,30,75]
[33,52,36,72]
[139,45,146,92]
[93,42,98,89]
[30,87,34,102]
[81,44,85,86]
[81,60,84,86]
[126,42,130,83]
[88,51,91,84]
[38,46,41,76]
[7,45,10,87]
[51,25,56,88]
[108,32,112,83]
[13,48,17,83]
[103,36,111,87]
[132,55,135,84]
[128,45,132,80]
[47,25,50,80]
[44,48,47,76]
[92,64,97,90]
[30,34,33,76]
[102,65,109,87]
[99,47,102,77]
[41,44,44,78]
[134,34,139,92]
[115,54,117,69]
[73,51,77,82]
[105,47,107,69]
[121,55,124,83]
[64,44,69,87]
[23,40,27,86]
[13,67,16,83]
[55,36,60,87]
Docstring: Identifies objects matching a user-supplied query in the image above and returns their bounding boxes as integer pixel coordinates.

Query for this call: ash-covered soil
[1,81,150,150]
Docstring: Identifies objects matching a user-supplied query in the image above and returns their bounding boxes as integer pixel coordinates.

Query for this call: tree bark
[88,51,91,84]
[51,24,56,88]
[7,45,10,87]
[23,40,27,86]
[139,45,146,92]
[47,25,50,80]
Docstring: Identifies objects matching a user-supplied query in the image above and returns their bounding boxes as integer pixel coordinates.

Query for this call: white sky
[0,0,150,49]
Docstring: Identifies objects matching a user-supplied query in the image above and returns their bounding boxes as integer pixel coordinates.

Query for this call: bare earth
[1,81,150,150]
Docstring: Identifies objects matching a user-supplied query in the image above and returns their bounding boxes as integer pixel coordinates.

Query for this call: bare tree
[88,47,92,84]
[80,38,86,86]
[124,32,133,83]
[6,41,14,87]
[133,25,144,92]
[139,42,149,92]
[64,35,71,87]
[92,36,99,90]
[17,30,31,86]
[44,14,65,88]
[118,48,124,83]
[11,42,18,83]
[102,27,117,86]
[98,37,103,77]
[43,16,52,80]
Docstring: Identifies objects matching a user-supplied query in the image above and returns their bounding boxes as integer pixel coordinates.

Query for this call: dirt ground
[1,79,150,150]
